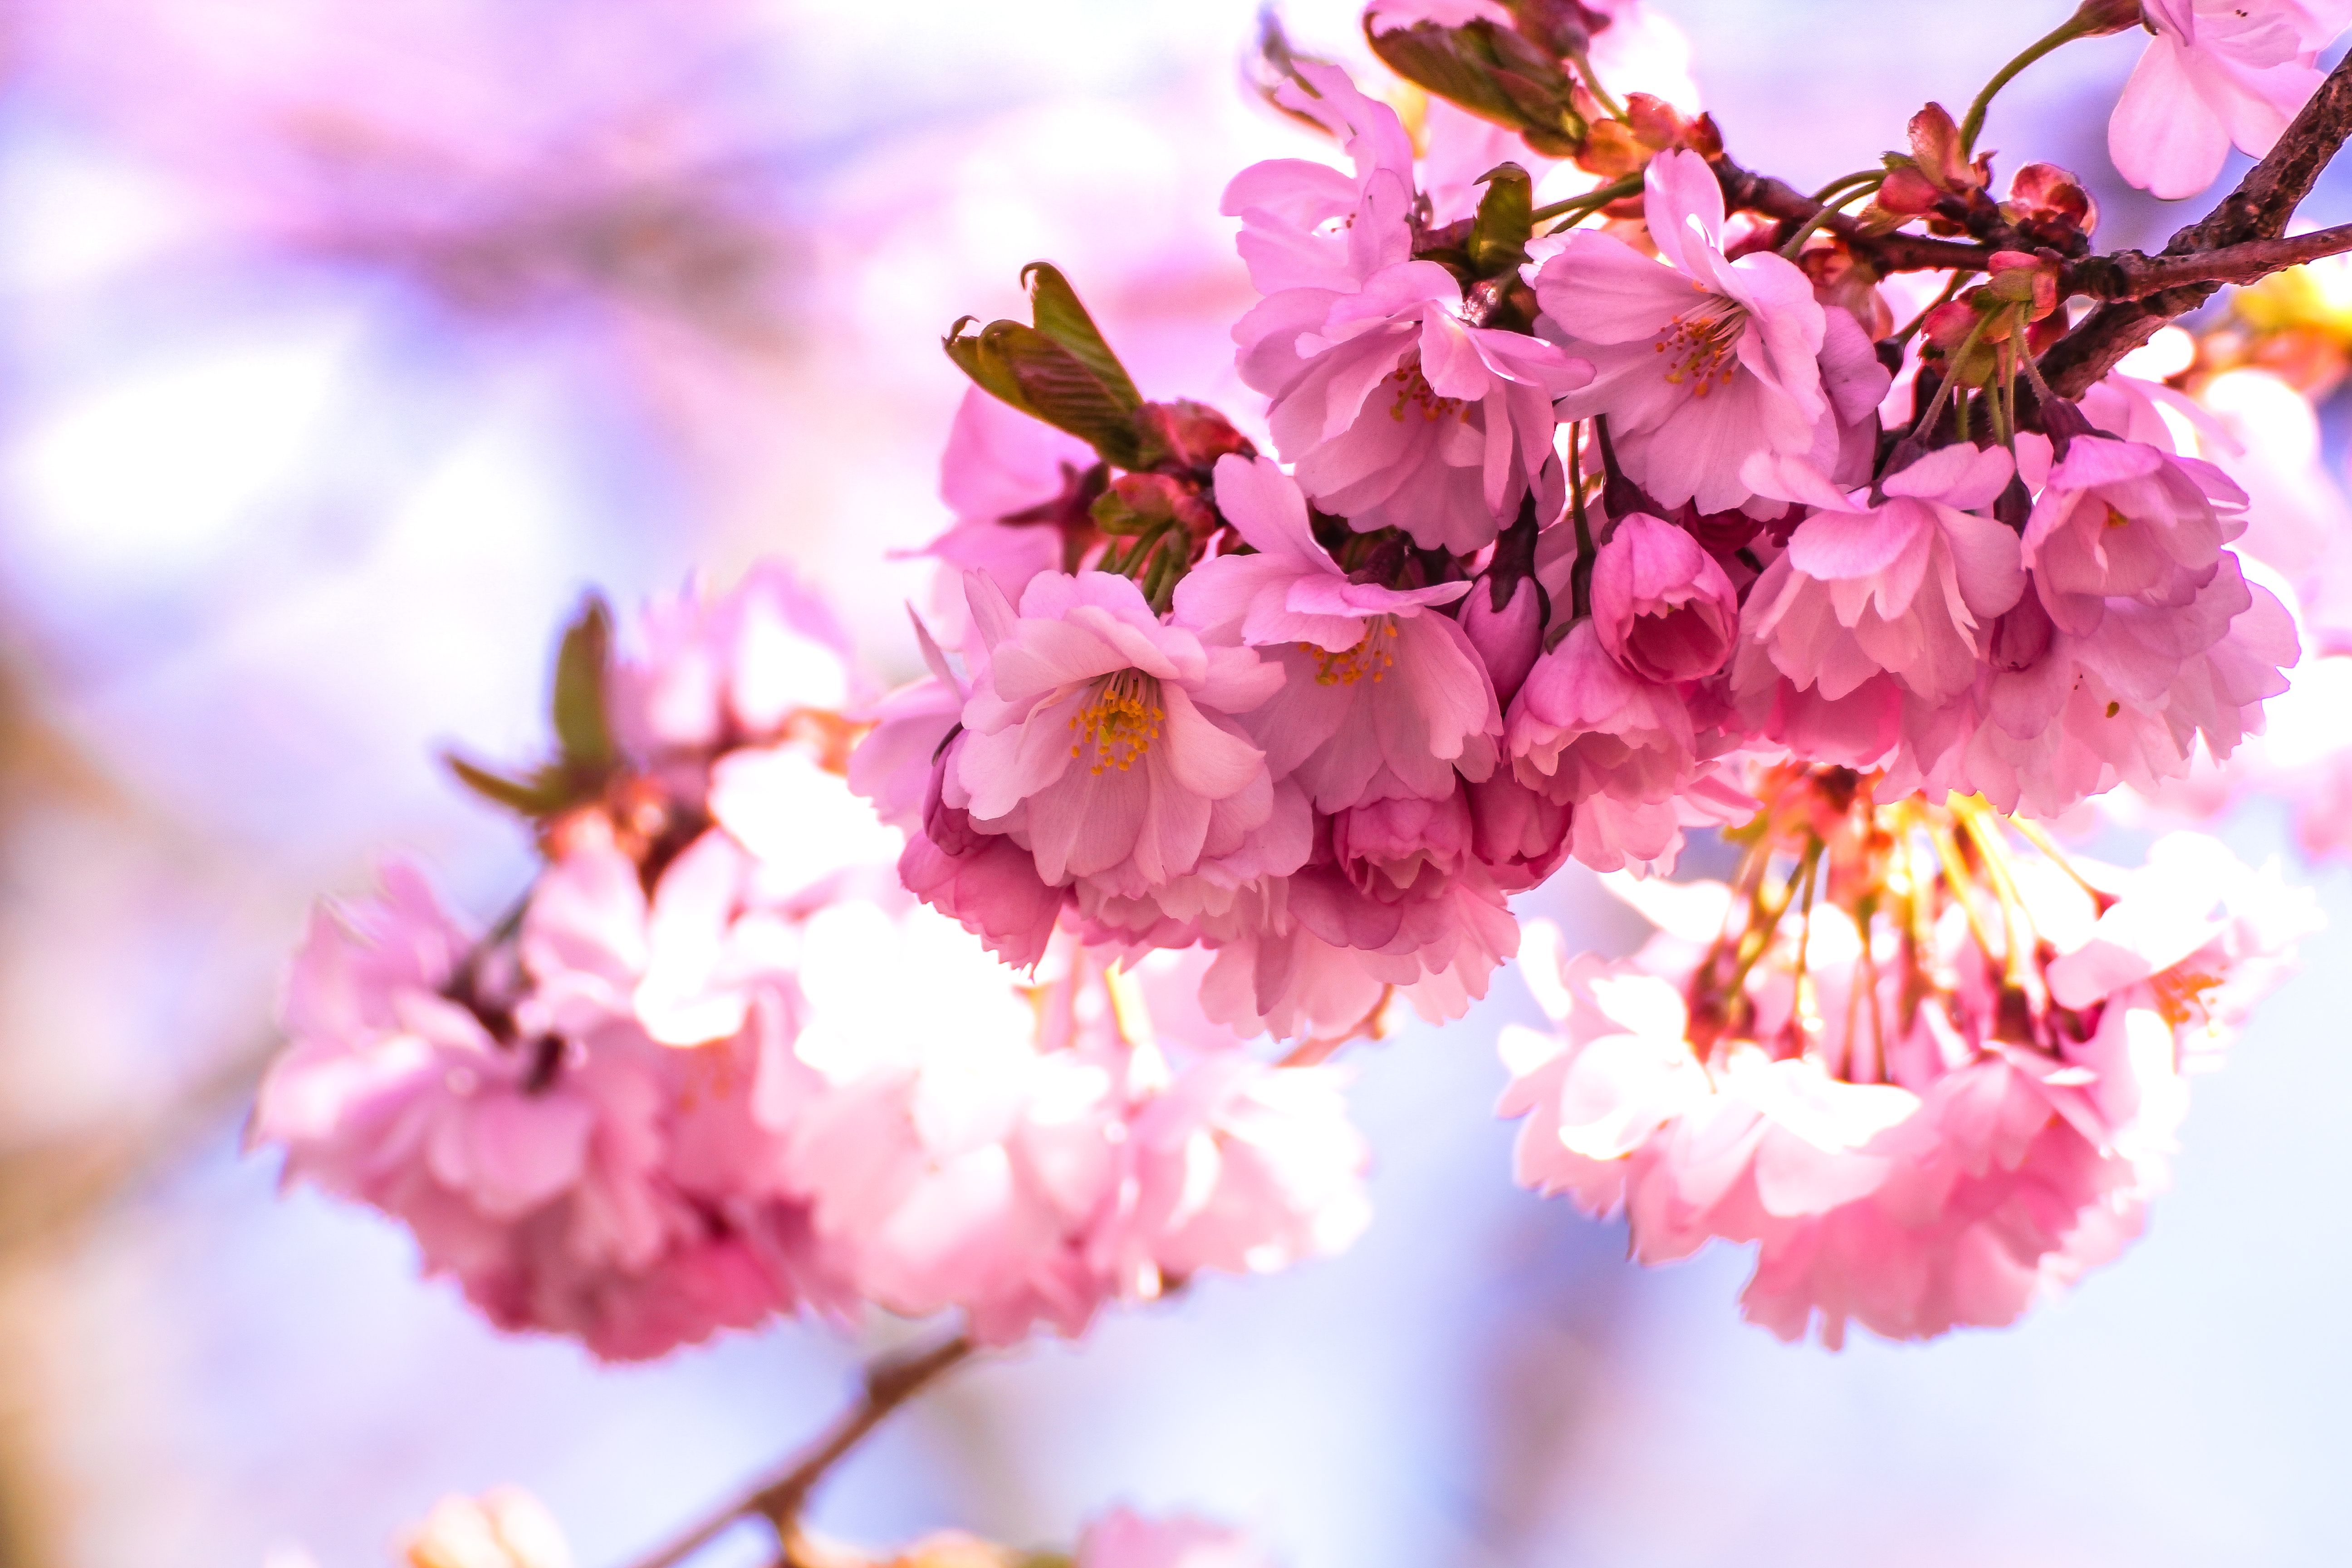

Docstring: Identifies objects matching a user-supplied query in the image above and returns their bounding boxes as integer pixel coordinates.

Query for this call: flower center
[1300,620,1400,686]
[1654,296,1746,397]
[1068,668,1164,774]
[1385,352,1469,423]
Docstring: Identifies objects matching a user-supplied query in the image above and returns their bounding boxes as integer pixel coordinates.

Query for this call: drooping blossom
[2110,0,2352,199]
[1174,455,1501,811]
[1499,768,2320,1347]
[784,902,1372,1345]
[1537,150,1840,517]
[1740,442,2026,706]
[1506,621,1740,873]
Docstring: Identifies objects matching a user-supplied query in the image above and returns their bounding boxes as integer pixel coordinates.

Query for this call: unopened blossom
[2110,0,2352,199]
[785,904,1371,1343]
[401,1489,571,1568]
[1077,1509,1278,1568]
[1174,455,1502,811]
[1590,512,1741,682]
[1538,150,1835,517]
[953,571,1285,902]
[1237,258,1591,552]
[1500,776,2319,1347]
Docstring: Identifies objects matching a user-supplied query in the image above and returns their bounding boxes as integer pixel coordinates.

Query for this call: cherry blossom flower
[784,905,1371,1344]
[1174,455,1501,811]
[916,388,1103,637]
[2110,0,2352,199]
[1221,60,1415,296]
[1499,774,2320,1347]
[953,571,1286,902]
[255,859,843,1362]
[1236,259,1590,552]
[1741,443,2026,705]
[1536,150,1833,517]
[1505,621,1714,872]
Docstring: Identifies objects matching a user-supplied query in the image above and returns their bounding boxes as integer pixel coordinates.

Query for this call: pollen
[1068,667,1165,774]
[1300,620,1401,686]
[2104,504,2132,529]
[1655,297,1746,398]
[1385,352,1470,423]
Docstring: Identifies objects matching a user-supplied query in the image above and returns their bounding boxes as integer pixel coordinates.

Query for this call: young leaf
[550,595,616,772]
[1469,162,1535,276]
[444,754,569,818]
[1021,264,1144,414]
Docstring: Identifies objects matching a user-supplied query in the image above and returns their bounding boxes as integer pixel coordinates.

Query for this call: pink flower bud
[1588,514,1740,683]
[1332,789,1474,899]
[1462,575,1546,707]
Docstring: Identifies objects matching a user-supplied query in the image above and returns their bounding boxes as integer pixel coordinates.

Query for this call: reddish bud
[1142,399,1255,472]
[2071,0,2147,36]
[2002,162,2099,251]
[1905,103,1989,194]
[1876,162,1947,217]
[1922,299,1982,350]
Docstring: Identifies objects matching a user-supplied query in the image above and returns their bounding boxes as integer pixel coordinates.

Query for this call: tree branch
[2042,50,2352,396]
[2064,221,2352,299]
[622,1333,978,1568]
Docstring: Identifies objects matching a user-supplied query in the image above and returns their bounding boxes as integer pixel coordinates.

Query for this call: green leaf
[984,323,1157,469]
[1367,23,1530,132]
[944,314,1034,416]
[943,270,1164,471]
[1469,162,1534,276]
[550,595,616,771]
[1021,263,1143,413]
[444,753,569,818]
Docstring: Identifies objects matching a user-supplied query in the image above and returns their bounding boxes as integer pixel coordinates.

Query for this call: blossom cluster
[887,16,2318,1052]
[1500,765,2318,1345]
[254,567,1371,1361]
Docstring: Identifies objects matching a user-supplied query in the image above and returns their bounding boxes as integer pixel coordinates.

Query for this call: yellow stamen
[1298,620,1401,686]
[1068,667,1165,774]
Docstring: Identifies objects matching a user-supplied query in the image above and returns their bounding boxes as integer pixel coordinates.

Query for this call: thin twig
[622,1333,978,1568]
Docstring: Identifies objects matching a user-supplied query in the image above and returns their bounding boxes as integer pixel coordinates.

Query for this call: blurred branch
[0,1035,281,1264]
[622,1332,978,1568]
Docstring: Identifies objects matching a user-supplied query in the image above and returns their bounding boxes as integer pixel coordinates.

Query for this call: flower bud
[1589,514,1740,682]
[2071,0,2146,36]
[1464,576,1547,707]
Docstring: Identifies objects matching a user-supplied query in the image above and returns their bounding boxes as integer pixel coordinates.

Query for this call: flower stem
[1565,49,1626,122]
[1779,177,1883,259]
[625,1333,977,1568]
[1532,172,1645,230]
[1958,14,2097,155]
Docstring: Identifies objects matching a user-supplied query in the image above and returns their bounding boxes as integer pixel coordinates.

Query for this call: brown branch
[2065,221,2352,299]
[622,1333,978,1568]
[2042,50,2352,396]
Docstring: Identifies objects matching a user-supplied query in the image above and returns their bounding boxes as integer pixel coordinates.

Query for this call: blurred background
[0,2,2347,1564]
